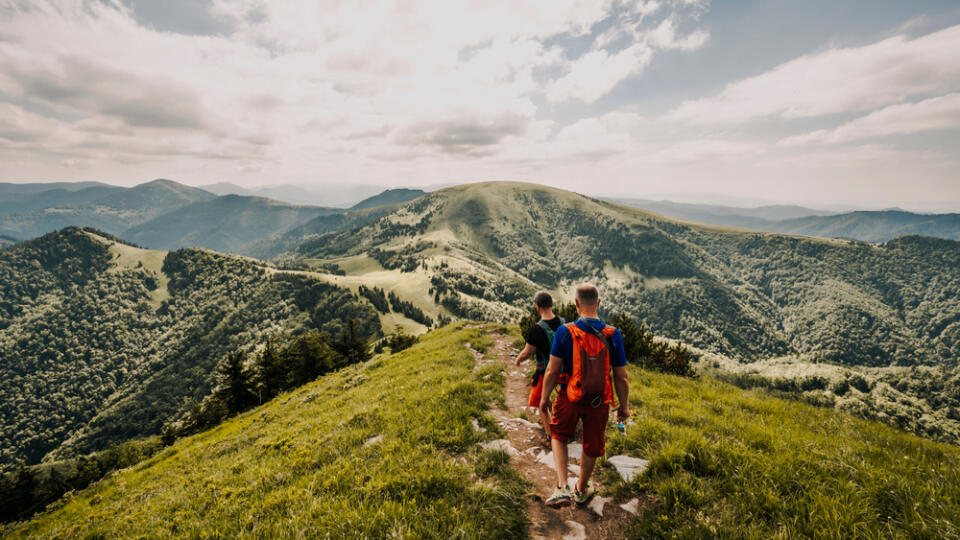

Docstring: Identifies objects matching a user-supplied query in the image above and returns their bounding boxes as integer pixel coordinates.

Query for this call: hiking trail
[471,329,634,540]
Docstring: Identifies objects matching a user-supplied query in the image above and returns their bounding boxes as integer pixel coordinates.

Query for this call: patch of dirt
[479,330,632,540]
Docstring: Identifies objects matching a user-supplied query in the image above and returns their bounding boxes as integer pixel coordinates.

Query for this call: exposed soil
[478,330,632,540]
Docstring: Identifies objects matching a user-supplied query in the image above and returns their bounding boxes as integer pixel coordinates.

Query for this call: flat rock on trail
[482,330,631,540]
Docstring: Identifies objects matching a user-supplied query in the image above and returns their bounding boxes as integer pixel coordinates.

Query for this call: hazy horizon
[2,1,959,212]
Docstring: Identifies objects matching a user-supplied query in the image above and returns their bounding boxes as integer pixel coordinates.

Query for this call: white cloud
[668,24,960,124]
[546,44,653,103]
[779,93,960,146]
[645,18,709,50]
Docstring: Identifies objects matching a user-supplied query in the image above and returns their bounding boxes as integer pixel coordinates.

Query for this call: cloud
[546,43,653,103]
[644,18,709,50]
[668,23,960,124]
[394,113,530,156]
[779,93,960,146]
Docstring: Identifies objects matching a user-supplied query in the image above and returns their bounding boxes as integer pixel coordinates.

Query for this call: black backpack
[532,318,564,384]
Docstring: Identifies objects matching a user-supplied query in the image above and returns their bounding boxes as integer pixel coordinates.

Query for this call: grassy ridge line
[607,367,960,538]
[5,324,527,539]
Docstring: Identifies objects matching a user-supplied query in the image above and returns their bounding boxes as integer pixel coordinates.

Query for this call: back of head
[533,290,553,309]
[574,282,599,307]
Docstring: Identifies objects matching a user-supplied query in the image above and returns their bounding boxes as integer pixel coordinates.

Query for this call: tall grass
[4,323,528,539]
[603,368,960,539]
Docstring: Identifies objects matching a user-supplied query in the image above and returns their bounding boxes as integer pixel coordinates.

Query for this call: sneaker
[573,481,596,506]
[545,485,572,507]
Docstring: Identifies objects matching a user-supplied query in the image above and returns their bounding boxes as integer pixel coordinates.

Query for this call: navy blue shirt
[550,318,627,376]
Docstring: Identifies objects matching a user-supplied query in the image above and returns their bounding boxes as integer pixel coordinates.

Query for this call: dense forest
[0,227,380,473]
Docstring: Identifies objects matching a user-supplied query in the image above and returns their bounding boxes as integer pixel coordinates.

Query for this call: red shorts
[549,392,610,458]
[528,376,545,408]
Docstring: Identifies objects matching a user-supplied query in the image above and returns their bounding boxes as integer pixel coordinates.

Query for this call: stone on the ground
[588,496,610,517]
[608,455,649,482]
[510,417,542,430]
[567,443,582,462]
[363,435,383,448]
[568,464,580,476]
[480,439,519,456]
[562,521,587,540]
[536,450,554,468]
[471,418,487,433]
[620,498,639,515]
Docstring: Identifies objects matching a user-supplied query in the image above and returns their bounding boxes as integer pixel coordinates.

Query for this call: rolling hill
[608,198,960,242]
[5,324,959,538]
[123,195,340,253]
[349,188,426,210]
[760,210,960,241]
[293,182,960,366]
[0,227,382,472]
[0,179,215,240]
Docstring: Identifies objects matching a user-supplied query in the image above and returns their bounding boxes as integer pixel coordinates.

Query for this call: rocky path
[476,330,635,540]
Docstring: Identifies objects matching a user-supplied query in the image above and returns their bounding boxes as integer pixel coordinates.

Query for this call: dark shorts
[549,392,610,458]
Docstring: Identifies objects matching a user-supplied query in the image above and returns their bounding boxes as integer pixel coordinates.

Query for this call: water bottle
[617,422,626,436]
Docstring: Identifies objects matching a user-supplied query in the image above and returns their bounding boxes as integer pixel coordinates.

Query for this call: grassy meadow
[4,324,527,539]
[605,367,960,539]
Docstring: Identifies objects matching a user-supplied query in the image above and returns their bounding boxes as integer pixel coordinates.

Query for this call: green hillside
[349,188,426,211]
[763,210,960,242]
[5,324,959,539]
[0,227,380,471]
[0,179,215,240]
[123,195,338,253]
[294,182,960,366]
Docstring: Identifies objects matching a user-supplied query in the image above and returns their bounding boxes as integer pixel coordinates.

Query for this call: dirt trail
[480,330,631,540]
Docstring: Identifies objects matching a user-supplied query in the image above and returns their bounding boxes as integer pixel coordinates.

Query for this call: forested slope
[0,227,380,472]
[295,182,960,367]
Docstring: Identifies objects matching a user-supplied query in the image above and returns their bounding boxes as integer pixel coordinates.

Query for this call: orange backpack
[563,321,617,408]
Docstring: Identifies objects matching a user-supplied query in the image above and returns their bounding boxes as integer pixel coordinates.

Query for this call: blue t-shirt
[550,318,627,377]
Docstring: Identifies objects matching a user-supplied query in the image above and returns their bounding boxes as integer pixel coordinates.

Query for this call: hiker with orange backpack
[539,283,630,507]
[514,291,565,440]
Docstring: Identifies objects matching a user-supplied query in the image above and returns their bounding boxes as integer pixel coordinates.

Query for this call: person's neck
[539,309,555,320]
[578,310,599,319]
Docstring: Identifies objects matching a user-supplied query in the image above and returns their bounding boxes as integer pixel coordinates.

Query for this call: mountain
[760,210,960,242]
[0,186,125,214]
[608,198,960,242]
[606,197,835,223]
[0,227,381,471]
[0,179,215,239]
[195,182,252,196]
[7,324,959,538]
[0,235,16,249]
[123,195,339,253]
[294,182,959,368]
[243,202,412,260]
[0,181,114,196]
[349,188,426,210]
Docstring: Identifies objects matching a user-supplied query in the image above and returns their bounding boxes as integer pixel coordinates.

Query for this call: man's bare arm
[514,343,536,366]
[613,365,630,421]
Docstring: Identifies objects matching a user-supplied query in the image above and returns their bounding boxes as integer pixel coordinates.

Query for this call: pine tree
[214,351,254,414]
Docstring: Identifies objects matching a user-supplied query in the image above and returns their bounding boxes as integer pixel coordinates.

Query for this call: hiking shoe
[545,485,572,507]
[573,481,596,506]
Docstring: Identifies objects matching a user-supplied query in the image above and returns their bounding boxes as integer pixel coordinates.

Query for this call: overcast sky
[1,0,959,211]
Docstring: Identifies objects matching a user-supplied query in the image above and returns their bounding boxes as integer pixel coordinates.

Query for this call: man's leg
[577,454,597,492]
[551,437,569,488]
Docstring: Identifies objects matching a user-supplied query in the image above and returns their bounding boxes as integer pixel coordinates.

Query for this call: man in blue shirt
[539,283,630,507]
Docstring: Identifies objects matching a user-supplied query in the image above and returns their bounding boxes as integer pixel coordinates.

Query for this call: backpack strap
[577,317,613,353]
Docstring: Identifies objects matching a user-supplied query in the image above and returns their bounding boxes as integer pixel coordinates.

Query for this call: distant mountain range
[0,180,426,255]
[608,198,960,241]
[198,182,392,208]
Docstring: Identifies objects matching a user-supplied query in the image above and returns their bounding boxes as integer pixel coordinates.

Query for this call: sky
[1,0,959,211]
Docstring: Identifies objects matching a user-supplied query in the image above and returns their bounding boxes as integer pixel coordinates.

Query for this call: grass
[601,367,960,539]
[4,323,528,539]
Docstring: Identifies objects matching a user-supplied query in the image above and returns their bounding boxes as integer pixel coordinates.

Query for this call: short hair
[533,290,553,309]
[574,283,599,306]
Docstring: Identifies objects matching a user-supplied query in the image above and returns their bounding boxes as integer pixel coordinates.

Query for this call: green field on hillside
[6,324,960,539]
[4,324,527,539]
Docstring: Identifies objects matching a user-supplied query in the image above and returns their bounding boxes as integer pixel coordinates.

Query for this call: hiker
[539,283,630,507]
[514,291,564,439]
